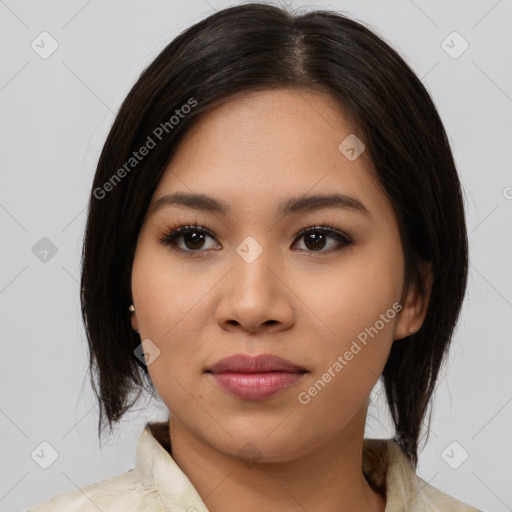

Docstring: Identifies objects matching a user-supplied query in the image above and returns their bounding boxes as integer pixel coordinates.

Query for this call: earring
[129,304,139,333]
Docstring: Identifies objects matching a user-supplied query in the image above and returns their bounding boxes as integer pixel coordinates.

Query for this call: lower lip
[209,371,305,400]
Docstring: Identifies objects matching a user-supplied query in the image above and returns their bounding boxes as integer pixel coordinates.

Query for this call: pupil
[306,232,325,250]
[185,232,204,249]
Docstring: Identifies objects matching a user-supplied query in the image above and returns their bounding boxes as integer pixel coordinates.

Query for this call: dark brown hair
[80,2,468,468]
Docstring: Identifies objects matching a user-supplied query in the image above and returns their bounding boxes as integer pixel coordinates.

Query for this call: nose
[214,246,295,334]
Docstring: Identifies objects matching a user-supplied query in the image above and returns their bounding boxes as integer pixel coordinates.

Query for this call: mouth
[205,353,308,400]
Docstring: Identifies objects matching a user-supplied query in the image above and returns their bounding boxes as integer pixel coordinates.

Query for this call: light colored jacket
[28,421,483,511]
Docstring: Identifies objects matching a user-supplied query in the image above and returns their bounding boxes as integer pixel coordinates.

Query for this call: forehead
[150,88,388,219]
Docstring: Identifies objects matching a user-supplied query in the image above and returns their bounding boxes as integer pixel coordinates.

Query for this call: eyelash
[157,221,353,255]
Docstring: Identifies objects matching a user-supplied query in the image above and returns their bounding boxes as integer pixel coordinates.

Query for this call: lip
[207,353,306,374]
[209,372,305,400]
[206,353,307,401]
[207,354,306,374]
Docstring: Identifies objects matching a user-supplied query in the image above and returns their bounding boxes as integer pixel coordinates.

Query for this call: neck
[165,406,386,512]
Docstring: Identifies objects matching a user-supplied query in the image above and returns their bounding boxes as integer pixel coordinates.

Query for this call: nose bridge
[232,234,276,300]
[215,234,293,332]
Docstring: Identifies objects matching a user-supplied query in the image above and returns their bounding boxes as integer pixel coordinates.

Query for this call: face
[130,88,430,462]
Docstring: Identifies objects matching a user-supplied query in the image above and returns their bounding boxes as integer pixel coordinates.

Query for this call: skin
[130,88,433,512]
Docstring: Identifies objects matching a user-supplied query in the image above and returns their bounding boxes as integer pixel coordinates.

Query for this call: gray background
[1,1,511,511]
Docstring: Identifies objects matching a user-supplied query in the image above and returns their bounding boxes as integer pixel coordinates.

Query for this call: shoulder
[363,438,484,512]
[415,475,484,512]
[416,476,483,512]
[385,440,484,511]
[27,469,164,512]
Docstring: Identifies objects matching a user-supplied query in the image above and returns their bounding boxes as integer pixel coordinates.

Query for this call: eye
[158,223,220,252]
[158,222,353,254]
[292,223,353,253]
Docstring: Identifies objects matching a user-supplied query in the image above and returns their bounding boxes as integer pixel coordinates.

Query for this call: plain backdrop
[1,1,511,511]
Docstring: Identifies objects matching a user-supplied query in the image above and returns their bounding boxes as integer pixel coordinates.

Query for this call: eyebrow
[148,191,371,219]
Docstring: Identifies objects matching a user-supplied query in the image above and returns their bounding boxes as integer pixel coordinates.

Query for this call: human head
[81,2,468,468]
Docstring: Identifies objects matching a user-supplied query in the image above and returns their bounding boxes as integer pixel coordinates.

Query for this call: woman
[29,3,483,511]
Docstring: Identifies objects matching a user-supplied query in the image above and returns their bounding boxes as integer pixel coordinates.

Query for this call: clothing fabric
[29,421,482,511]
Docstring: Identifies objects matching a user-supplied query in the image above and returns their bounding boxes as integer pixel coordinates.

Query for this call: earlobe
[129,304,140,333]
[394,261,433,340]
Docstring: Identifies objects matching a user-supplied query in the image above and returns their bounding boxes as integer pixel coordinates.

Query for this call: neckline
[145,421,390,503]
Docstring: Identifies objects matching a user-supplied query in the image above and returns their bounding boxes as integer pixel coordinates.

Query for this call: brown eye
[158,225,220,252]
[158,223,353,255]
[293,226,353,253]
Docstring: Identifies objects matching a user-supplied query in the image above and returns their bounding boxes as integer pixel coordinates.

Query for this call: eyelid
[294,222,352,243]
[157,222,217,248]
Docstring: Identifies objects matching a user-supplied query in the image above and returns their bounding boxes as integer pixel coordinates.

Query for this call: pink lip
[206,353,307,400]
[210,372,304,400]
[207,353,306,374]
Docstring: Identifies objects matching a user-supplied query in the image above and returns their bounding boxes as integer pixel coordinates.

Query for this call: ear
[130,309,140,334]
[394,260,433,340]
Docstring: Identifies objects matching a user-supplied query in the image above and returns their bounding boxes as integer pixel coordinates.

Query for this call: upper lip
[206,354,307,374]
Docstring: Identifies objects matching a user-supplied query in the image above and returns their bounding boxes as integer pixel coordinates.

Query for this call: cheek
[131,244,205,408]
[294,242,403,399]
[130,249,204,413]
[294,272,402,436]
[131,235,203,338]
[304,246,403,338]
